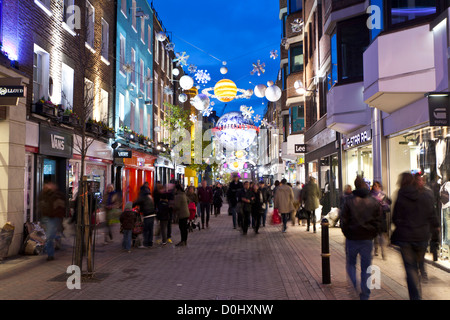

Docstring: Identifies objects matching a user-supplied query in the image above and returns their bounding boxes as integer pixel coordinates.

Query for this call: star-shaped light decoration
[194,69,211,85]
[240,105,254,120]
[250,60,265,76]
[291,18,304,33]
[165,42,175,52]
[270,50,278,60]
[189,114,198,123]
[260,118,269,128]
[254,114,261,123]
[163,85,173,96]
[173,52,189,67]
[144,75,153,84]
[188,64,197,74]
[202,106,213,117]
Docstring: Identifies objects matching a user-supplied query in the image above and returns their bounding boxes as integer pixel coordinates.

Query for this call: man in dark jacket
[258,181,270,227]
[341,176,381,300]
[227,174,243,229]
[197,180,213,229]
[133,184,155,248]
[391,172,440,300]
[237,181,254,235]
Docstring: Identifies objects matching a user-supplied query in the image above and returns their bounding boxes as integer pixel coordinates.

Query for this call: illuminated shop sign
[344,129,372,150]
[0,86,25,97]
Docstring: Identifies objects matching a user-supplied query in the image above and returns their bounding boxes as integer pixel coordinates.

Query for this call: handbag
[271,208,281,225]
[296,206,308,220]
[133,213,144,235]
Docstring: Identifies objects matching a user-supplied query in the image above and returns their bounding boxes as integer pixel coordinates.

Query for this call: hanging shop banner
[0,86,25,97]
[114,149,132,158]
[428,95,450,126]
[39,126,73,158]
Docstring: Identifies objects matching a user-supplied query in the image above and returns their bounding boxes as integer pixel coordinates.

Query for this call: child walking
[120,201,136,252]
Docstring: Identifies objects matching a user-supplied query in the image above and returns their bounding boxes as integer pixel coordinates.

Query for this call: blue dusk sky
[149,0,281,120]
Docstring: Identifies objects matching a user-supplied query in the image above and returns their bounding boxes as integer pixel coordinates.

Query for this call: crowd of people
[36,170,440,301]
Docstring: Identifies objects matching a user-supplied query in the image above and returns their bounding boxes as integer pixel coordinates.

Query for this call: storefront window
[345,145,373,188]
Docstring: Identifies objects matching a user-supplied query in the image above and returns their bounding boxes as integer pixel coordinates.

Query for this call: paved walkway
[0,204,449,300]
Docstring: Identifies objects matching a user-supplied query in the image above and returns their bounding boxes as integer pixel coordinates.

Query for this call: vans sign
[39,126,73,158]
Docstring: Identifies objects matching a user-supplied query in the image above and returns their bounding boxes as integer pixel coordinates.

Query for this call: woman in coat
[301,177,322,232]
[173,183,190,247]
[251,183,264,234]
[213,182,223,217]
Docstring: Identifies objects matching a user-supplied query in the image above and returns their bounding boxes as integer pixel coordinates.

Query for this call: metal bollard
[321,218,331,284]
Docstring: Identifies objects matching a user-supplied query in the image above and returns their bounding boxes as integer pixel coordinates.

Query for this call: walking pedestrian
[156,193,171,245]
[120,201,137,253]
[172,183,190,247]
[213,182,223,217]
[292,181,302,226]
[103,184,121,244]
[251,183,264,234]
[302,177,322,233]
[237,181,254,235]
[370,181,391,259]
[227,174,244,229]
[258,181,270,227]
[133,183,156,248]
[197,180,213,229]
[38,182,65,261]
[391,172,440,300]
[274,179,295,233]
[341,176,382,300]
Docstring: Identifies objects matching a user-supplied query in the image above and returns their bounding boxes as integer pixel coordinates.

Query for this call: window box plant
[33,97,58,117]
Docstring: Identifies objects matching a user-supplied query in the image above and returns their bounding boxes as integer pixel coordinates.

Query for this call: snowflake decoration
[165,42,175,52]
[291,18,304,33]
[122,63,133,74]
[144,75,153,84]
[189,114,198,123]
[240,105,254,120]
[270,50,278,60]
[173,52,189,67]
[202,106,213,117]
[163,85,173,96]
[260,118,269,127]
[194,69,211,85]
[254,114,261,123]
[250,60,265,76]
[188,64,197,74]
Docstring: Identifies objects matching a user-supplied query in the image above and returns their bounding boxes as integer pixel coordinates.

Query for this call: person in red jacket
[197,180,213,229]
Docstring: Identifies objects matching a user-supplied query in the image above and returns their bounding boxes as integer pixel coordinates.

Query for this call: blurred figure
[251,183,264,234]
[237,181,254,235]
[186,186,198,217]
[172,183,190,247]
[156,193,171,245]
[133,182,155,248]
[302,177,322,233]
[392,172,440,300]
[227,174,243,229]
[213,182,223,217]
[258,181,270,227]
[274,179,295,233]
[197,180,213,229]
[292,182,302,226]
[120,201,136,253]
[103,184,120,244]
[337,185,353,227]
[38,182,65,261]
[341,176,382,300]
[370,181,392,259]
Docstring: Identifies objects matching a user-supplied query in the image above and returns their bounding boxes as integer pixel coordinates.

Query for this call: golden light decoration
[185,86,198,99]
[202,79,252,102]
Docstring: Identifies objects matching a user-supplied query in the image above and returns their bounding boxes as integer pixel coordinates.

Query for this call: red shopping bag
[271,208,281,225]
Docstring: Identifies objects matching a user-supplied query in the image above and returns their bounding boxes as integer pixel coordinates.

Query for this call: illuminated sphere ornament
[267,80,274,87]
[172,68,180,76]
[220,66,228,75]
[191,93,210,111]
[178,93,188,103]
[214,79,238,102]
[185,86,198,99]
[265,85,282,102]
[254,84,267,98]
[156,31,167,42]
[179,75,194,90]
[213,112,259,151]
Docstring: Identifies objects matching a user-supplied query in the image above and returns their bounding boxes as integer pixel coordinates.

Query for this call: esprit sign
[39,126,73,158]
[344,130,372,150]
[0,86,25,97]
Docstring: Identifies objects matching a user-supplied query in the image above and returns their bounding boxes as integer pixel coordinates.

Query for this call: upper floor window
[289,42,303,73]
[85,1,95,49]
[121,0,127,17]
[101,19,109,61]
[131,0,137,31]
[141,17,145,43]
[120,35,126,74]
[389,0,437,26]
[130,48,136,84]
[35,0,52,16]
[290,105,305,133]
[288,0,302,14]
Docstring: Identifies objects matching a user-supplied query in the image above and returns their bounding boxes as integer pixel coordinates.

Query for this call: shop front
[342,126,373,188]
[155,155,174,185]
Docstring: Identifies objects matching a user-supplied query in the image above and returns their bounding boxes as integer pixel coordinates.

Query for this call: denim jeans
[345,239,373,300]
[143,217,155,247]
[42,217,61,258]
[397,241,428,300]
[122,229,132,250]
[281,213,290,232]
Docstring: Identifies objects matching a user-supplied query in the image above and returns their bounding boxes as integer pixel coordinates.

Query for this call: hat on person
[124,201,133,210]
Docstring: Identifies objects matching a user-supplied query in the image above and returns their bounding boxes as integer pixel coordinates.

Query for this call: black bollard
[321,218,331,284]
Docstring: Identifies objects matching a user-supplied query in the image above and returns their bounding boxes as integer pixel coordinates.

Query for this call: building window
[85,1,95,49]
[155,32,159,64]
[337,15,370,83]
[161,48,165,71]
[148,25,152,53]
[121,0,127,17]
[130,100,135,131]
[147,114,151,139]
[130,48,136,84]
[35,0,52,16]
[288,0,302,14]
[84,78,94,119]
[389,0,437,26]
[101,19,109,61]
[289,43,303,73]
[33,45,49,103]
[330,31,338,88]
[281,13,287,38]
[290,105,304,133]
[63,0,75,24]
[154,73,159,107]
[131,0,137,31]
[140,59,144,93]
[283,114,289,142]
[120,35,126,74]
[140,17,145,43]
[61,63,74,110]
[119,93,125,127]
[139,103,144,135]
[98,89,108,122]
[147,68,151,100]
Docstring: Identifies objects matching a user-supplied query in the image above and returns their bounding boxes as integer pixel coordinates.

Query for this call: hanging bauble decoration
[179,75,194,90]
[212,112,259,151]
[267,80,274,87]
[245,89,254,98]
[178,93,188,103]
[191,93,210,111]
[156,31,167,42]
[254,84,267,98]
[265,85,282,102]
[185,86,198,99]
[213,79,238,102]
[220,66,228,75]
[172,68,180,77]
